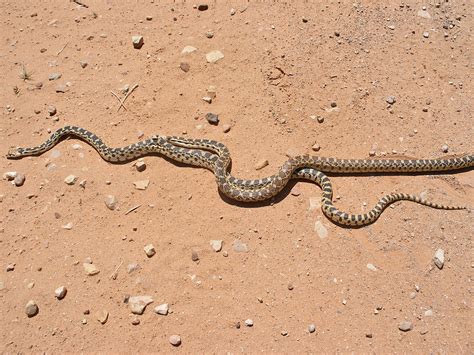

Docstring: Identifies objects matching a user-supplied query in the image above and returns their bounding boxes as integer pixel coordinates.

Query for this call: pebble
[129,295,153,314]
[4,171,17,181]
[398,320,413,332]
[308,324,316,333]
[417,9,431,19]
[135,160,146,172]
[254,159,269,170]
[424,309,433,317]
[441,144,449,153]
[205,112,219,125]
[222,124,231,133]
[83,263,100,276]
[46,105,57,116]
[205,31,214,38]
[55,84,68,93]
[6,263,15,272]
[96,310,108,324]
[230,8,236,16]
[169,335,182,346]
[287,283,294,290]
[197,4,208,11]
[127,263,141,273]
[133,179,150,190]
[14,174,26,186]
[330,101,337,108]
[302,17,309,23]
[314,221,328,239]
[210,240,223,252]
[48,73,62,81]
[191,250,199,261]
[144,244,156,257]
[154,303,169,315]
[104,195,118,210]
[369,150,376,157]
[281,330,288,336]
[423,31,430,38]
[181,45,197,54]
[312,144,321,152]
[64,175,77,185]
[131,318,140,325]
[245,319,254,327]
[180,62,190,72]
[386,96,396,105]
[206,50,224,63]
[25,300,39,317]
[367,263,377,271]
[55,286,67,299]
[433,248,445,269]
[233,239,248,253]
[202,96,212,103]
[79,60,88,68]
[146,16,153,21]
[132,35,144,49]
[62,222,73,230]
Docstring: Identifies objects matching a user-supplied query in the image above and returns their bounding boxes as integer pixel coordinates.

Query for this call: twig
[109,260,123,280]
[125,204,142,215]
[72,0,89,8]
[56,42,69,56]
[111,83,139,112]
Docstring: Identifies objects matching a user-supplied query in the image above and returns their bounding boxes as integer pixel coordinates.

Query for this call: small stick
[56,42,69,56]
[111,83,139,112]
[109,260,123,280]
[125,204,141,215]
[72,0,89,8]
[110,90,128,111]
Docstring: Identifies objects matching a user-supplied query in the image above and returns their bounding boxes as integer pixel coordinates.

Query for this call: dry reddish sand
[1,0,473,353]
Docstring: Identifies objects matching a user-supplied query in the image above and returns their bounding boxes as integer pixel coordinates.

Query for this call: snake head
[6,146,23,159]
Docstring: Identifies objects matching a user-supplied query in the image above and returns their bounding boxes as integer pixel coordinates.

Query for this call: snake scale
[6,126,473,226]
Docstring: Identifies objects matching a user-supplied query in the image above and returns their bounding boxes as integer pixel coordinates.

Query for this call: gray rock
[154,303,169,315]
[55,286,67,299]
[434,248,445,269]
[132,35,144,49]
[308,324,316,333]
[144,244,156,257]
[48,105,57,116]
[399,320,413,332]
[169,335,181,346]
[205,112,219,125]
[64,175,77,185]
[386,96,396,105]
[129,295,153,314]
[210,240,223,252]
[206,50,224,63]
[14,174,26,186]
[205,31,214,39]
[233,239,248,253]
[25,300,39,317]
[104,195,118,210]
[48,73,62,81]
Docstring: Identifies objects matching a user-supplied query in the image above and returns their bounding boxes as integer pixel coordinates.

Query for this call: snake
[6,125,473,226]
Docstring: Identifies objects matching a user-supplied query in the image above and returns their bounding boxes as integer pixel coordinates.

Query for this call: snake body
[7,126,473,226]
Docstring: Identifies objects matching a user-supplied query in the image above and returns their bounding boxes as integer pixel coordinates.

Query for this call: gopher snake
[7,126,473,226]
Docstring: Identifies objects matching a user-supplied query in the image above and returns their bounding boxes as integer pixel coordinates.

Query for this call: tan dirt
[1,1,473,353]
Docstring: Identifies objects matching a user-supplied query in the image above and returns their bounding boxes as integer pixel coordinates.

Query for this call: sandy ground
[1,0,473,353]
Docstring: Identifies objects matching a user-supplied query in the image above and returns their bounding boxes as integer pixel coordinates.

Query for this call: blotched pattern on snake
[7,126,473,226]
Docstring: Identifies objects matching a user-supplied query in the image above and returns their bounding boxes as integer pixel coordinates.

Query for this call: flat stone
[96,310,108,324]
[132,35,144,49]
[55,84,68,93]
[104,195,118,210]
[367,263,377,271]
[254,159,269,170]
[48,73,62,81]
[64,175,77,185]
[25,300,39,317]
[233,239,248,253]
[210,240,223,252]
[144,244,156,257]
[129,295,153,315]
[83,263,100,276]
[205,112,219,125]
[154,303,169,315]
[55,286,67,299]
[314,221,328,239]
[133,179,150,190]
[181,45,197,54]
[206,50,224,63]
[169,335,181,346]
[180,62,190,72]
[417,9,431,19]
[62,222,73,230]
[399,320,413,332]
[434,248,445,269]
